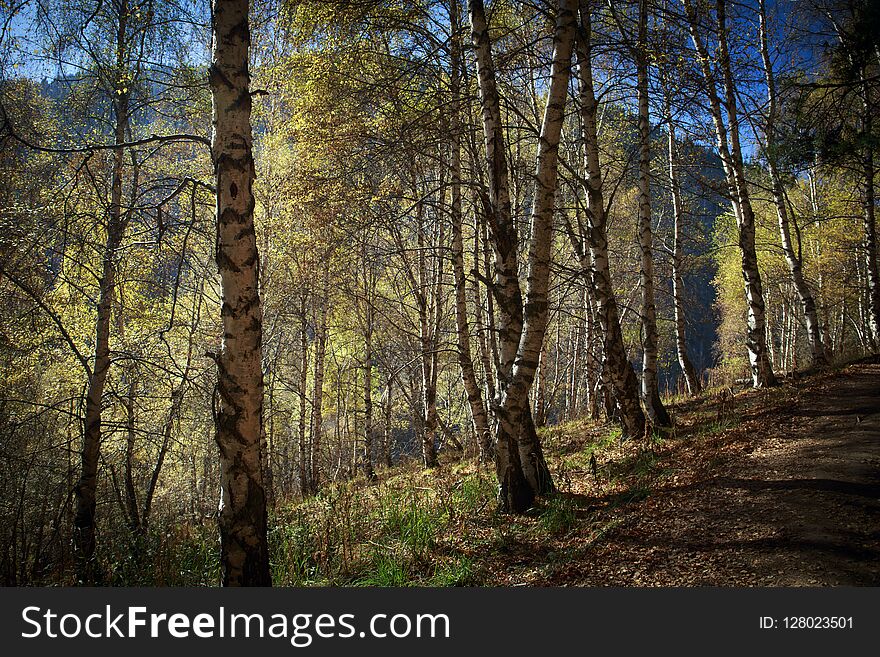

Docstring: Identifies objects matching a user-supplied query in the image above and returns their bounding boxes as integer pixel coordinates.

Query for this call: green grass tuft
[538,495,578,536]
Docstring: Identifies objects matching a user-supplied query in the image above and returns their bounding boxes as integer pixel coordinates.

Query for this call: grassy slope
[263,369,813,586]
[135,358,878,586]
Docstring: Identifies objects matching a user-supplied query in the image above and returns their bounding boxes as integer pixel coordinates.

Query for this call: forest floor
[264,358,880,588]
[460,358,880,586]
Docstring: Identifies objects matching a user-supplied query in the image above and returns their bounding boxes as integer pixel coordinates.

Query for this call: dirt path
[546,361,880,586]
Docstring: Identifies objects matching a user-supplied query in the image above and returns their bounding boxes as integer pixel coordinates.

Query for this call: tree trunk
[861,95,880,348]
[470,0,573,511]
[210,0,271,587]
[362,318,377,482]
[470,0,549,510]
[469,0,523,383]
[758,0,827,369]
[534,342,548,427]
[382,377,393,468]
[583,283,602,418]
[635,0,671,427]
[683,0,777,387]
[479,212,502,388]
[122,372,141,533]
[298,295,310,496]
[568,322,581,420]
[142,380,185,532]
[472,211,497,408]
[574,0,645,439]
[310,268,329,491]
[450,0,493,463]
[73,0,131,583]
[661,77,701,395]
[417,200,440,468]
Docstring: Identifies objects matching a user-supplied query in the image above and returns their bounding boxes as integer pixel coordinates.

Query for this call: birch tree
[449,0,493,462]
[660,74,702,394]
[757,0,827,369]
[682,0,777,387]
[210,0,271,586]
[469,0,575,511]
[634,0,671,425]
[571,0,646,438]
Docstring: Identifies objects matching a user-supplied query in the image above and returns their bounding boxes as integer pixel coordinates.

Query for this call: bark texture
[469,0,574,511]
[469,0,531,510]
[661,83,701,395]
[574,0,646,439]
[210,0,271,587]
[450,0,493,463]
[634,0,671,427]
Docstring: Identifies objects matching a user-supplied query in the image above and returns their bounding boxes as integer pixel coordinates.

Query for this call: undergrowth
[89,383,766,586]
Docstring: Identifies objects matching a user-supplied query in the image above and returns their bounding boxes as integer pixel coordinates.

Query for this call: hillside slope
[476,361,880,586]
[259,360,880,587]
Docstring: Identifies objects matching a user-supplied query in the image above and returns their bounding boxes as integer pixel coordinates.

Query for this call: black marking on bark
[229,19,251,49]
[208,63,234,90]
[234,223,256,242]
[216,152,253,174]
[231,90,252,114]
[220,207,247,225]
[239,250,257,270]
[248,314,262,334]
[216,248,242,273]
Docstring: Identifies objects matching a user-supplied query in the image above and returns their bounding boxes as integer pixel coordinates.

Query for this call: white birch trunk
[661,78,701,395]
[210,0,271,586]
[758,0,827,369]
[682,0,777,387]
[575,0,646,439]
[469,0,574,511]
[634,0,671,427]
[500,0,574,499]
[469,0,532,510]
[450,0,493,462]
